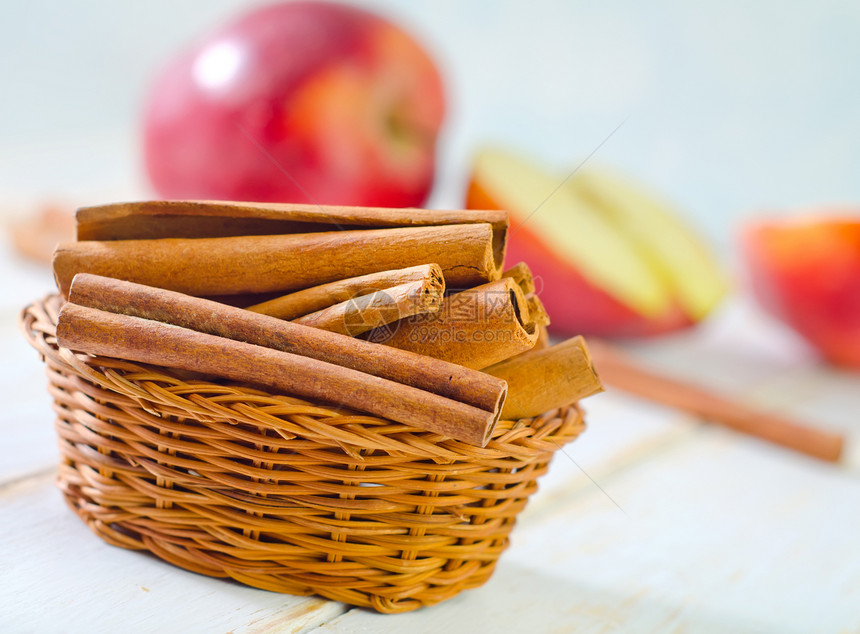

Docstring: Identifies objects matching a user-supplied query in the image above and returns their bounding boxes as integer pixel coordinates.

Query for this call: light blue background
[2,0,859,251]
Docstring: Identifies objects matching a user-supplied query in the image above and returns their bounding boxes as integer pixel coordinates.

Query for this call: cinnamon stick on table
[247,264,442,320]
[9,204,76,265]
[53,224,500,298]
[74,200,509,270]
[485,337,603,420]
[67,274,508,444]
[587,340,845,462]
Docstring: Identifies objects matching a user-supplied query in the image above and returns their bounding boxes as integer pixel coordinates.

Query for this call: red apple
[741,216,860,368]
[143,1,445,207]
[466,149,726,337]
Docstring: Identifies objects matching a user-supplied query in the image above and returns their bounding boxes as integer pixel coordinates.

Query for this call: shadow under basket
[21,295,586,614]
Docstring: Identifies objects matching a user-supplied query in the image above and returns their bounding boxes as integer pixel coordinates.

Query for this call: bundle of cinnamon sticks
[51,201,604,447]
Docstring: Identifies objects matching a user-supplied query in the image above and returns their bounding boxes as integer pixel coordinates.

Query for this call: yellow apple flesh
[569,170,727,322]
[466,149,726,336]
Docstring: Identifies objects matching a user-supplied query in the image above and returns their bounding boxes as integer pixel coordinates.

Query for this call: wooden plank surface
[0,473,347,633]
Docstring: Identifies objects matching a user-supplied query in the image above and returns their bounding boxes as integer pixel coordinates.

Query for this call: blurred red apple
[143,1,445,207]
[467,149,726,337]
[741,216,860,368]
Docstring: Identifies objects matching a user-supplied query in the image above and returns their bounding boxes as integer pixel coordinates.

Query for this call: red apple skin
[741,217,860,368]
[466,178,691,337]
[144,1,444,207]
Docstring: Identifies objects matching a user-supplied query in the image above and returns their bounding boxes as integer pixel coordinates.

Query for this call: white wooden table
[1,246,858,633]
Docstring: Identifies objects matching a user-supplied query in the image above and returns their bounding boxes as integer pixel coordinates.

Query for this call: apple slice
[467,149,689,336]
[568,169,727,322]
[467,149,726,336]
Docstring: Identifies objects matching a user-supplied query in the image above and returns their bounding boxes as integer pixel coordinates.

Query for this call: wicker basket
[21,295,586,613]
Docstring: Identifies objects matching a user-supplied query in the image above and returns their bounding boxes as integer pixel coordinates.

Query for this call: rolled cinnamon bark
[502,262,536,295]
[10,204,75,265]
[587,339,844,462]
[247,264,443,320]
[534,325,552,350]
[502,262,549,328]
[67,274,506,423]
[53,224,499,297]
[75,200,508,272]
[367,278,540,370]
[485,336,604,420]
[57,303,499,446]
[525,294,550,328]
[294,276,444,336]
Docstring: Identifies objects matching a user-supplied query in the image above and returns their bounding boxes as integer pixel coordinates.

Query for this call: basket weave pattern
[22,295,585,613]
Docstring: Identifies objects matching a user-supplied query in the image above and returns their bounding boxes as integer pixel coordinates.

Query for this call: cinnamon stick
[367,278,540,369]
[53,224,499,298]
[525,294,550,328]
[67,274,506,424]
[587,340,845,462]
[534,326,551,350]
[75,200,508,271]
[502,262,549,327]
[246,264,442,320]
[294,276,444,336]
[485,337,604,419]
[502,262,536,295]
[9,204,75,265]
[57,303,499,446]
